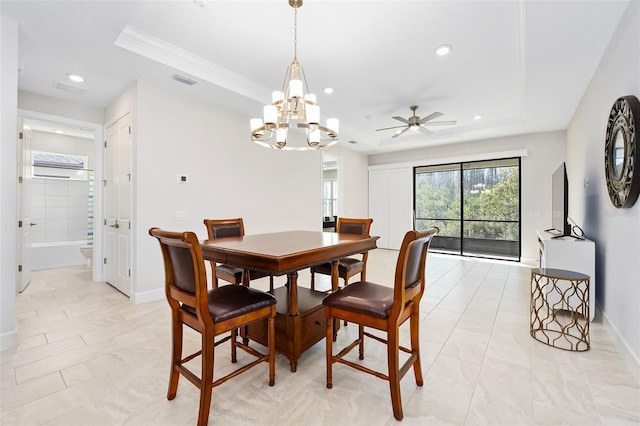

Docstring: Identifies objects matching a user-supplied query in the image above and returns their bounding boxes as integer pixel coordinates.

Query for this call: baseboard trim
[600,306,640,383]
[0,329,18,351]
[132,287,164,304]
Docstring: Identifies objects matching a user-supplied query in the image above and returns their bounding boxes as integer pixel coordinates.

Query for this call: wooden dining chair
[310,217,373,291]
[203,218,275,291]
[323,226,439,421]
[149,227,277,426]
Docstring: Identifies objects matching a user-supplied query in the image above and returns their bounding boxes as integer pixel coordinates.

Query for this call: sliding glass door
[414,157,521,261]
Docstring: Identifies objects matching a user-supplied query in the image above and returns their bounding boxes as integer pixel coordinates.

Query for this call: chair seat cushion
[182,285,276,323]
[209,285,276,322]
[322,281,393,319]
[313,257,364,275]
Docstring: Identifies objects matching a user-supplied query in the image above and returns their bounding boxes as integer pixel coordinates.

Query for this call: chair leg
[268,315,275,386]
[410,310,424,386]
[358,324,365,360]
[387,328,403,421]
[269,276,274,292]
[231,328,237,363]
[325,311,333,389]
[167,315,183,400]
[343,277,349,326]
[198,332,215,426]
[310,270,316,291]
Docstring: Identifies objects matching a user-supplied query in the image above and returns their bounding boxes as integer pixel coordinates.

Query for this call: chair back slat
[203,218,245,240]
[393,227,439,314]
[166,244,198,294]
[336,217,373,236]
[149,228,209,321]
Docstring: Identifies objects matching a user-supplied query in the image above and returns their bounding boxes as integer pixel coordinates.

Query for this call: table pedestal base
[246,285,334,372]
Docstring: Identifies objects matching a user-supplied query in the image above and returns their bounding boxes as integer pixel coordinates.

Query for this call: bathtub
[32,240,91,271]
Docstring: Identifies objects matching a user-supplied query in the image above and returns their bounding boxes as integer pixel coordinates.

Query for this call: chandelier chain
[293,8,298,60]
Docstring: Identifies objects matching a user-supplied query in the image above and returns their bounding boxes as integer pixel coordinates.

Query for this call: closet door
[368,168,412,250]
[104,113,132,296]
[369,171,389,248]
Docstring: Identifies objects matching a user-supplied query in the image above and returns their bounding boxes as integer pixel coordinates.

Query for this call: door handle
[30,222,37,226]
[109,223,119,229]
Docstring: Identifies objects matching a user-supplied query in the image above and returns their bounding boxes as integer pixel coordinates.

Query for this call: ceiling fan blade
[419,112,443,124]
[376,125,407,131]
[418,126,434,136]
[392,116,411,124]
[392,127,410,138]
[424,120,457,126]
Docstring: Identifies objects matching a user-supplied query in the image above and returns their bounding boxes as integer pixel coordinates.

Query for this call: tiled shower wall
[31,178,89,243]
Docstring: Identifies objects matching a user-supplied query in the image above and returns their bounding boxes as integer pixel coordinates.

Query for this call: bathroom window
[32,150,89,181]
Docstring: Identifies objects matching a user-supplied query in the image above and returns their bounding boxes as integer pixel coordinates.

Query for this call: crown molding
[114,26,270,104]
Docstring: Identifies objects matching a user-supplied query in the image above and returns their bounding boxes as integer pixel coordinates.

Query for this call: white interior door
[104,114,132,296]
[17,119,32,293]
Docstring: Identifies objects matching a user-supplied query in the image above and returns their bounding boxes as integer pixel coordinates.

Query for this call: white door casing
[104,113,132,296]
[17,119,32,293]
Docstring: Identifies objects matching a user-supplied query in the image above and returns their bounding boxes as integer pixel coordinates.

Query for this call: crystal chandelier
[250,0,339,151]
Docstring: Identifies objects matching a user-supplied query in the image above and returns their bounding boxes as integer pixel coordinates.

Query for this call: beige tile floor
[1,250,639,425]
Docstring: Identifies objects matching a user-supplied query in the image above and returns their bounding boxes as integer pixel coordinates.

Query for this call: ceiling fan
[376,105,457,138]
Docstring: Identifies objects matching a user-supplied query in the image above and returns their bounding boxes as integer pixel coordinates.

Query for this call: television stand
[551,234,585,241]
[544,228,585,240]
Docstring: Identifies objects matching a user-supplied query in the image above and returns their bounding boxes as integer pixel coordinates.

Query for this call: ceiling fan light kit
[376,105,457,138]
[250,0,339,151]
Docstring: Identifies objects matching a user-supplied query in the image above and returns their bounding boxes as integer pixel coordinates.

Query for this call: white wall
[18,91,104,124]
[368,131,567,262]
[110,80,369,301]
[566,0,640,365]
[0,16,19,350]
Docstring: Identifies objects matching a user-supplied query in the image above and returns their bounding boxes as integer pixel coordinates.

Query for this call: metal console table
[530,268,590,351]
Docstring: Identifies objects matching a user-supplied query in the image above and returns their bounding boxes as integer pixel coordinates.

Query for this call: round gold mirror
[604,95,640,208]
[612,129,625,179]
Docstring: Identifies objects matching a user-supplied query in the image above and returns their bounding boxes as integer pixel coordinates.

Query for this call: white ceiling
[1,0,629,154]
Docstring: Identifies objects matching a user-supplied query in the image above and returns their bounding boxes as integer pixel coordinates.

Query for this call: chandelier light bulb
[289,79,303,98]
[264,105,278,124]
[326,118,339,135]
[276,127,288,144]
[307,104,320,124]
[250,118,262,131]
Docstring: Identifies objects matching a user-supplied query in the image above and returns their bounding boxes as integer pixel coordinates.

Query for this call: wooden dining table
[200,230,379,372]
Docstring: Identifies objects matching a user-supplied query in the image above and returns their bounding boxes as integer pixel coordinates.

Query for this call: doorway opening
[322,153,341,231]
[17,109,104,284]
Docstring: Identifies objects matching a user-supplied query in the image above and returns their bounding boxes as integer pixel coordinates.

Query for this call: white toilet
[80,246,93,268]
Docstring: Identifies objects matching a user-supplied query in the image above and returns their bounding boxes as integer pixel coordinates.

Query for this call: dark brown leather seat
[323,227,439,421]
[149,227,277,426]
[310,217,373,291]
[203,218,274,290]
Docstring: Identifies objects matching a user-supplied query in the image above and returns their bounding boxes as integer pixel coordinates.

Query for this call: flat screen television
[550,162,571,237]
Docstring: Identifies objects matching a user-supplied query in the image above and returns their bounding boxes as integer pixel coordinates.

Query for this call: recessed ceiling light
[323,87,334,94]
[67,73,85,83]
[53,129,65,134]
[473,115,483,120]
[435,45,452,56]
